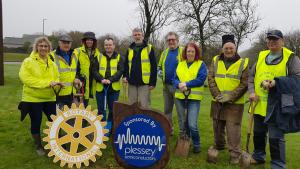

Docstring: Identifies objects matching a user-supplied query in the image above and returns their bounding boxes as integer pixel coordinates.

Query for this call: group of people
[19,27,299,169]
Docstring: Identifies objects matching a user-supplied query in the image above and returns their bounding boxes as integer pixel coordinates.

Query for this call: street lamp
[42,18,47,36]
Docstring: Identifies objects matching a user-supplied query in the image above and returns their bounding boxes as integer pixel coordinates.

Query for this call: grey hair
[32,36,52,53]
[165,31,179,41]
[132,27,143,34]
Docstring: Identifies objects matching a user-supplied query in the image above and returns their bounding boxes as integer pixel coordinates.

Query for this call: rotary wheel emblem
[43,103,109,168]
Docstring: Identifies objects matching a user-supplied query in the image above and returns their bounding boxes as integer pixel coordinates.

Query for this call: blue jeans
[175,99,201,148]
[95,91,120,122]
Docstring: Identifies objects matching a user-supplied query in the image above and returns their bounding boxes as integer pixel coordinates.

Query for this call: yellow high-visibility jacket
[19,51,59,102]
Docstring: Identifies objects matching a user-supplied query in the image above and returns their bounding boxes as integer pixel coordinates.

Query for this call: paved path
[4,62,22,64]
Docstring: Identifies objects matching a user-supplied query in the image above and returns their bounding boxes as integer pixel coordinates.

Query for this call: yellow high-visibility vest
[51,50,78,96]
[175,60,204,100]
[128,44,152,84]
[158,46,183,82]
[254,47,293,116]
[74,46,100,99]
[213,55,249,104]
[94,53,121,92]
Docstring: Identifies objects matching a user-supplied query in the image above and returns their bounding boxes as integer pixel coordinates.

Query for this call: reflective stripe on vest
[159,47,183,82]
[95,53,121,92]
[76,46,100,99]
[213,55,249,104]
[254,47,293,116]
[54,53,78,96]
[128,44,152,84]
[175,60,204,100]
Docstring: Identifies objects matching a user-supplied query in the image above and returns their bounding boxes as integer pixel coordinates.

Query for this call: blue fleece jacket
[55,47,74,65]
[173,61,207,89]
[164,47,179,84]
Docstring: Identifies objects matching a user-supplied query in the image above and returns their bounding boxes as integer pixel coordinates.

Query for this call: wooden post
[0,0,4,86]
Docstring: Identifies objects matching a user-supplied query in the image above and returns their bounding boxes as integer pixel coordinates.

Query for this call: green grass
[0,64,300,169]
[4,53,28,62]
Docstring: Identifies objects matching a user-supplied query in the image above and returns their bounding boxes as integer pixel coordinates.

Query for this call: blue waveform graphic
[115,128,166,151]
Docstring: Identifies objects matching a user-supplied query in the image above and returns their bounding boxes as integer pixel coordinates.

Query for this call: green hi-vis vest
[74,46,100,99]
[128,44,152,84]
[254,47,293,117]
[213,55,249,104]
[51,50,78,96]
[94,54,121,92]
[158,46,183,82]
[175,60,204,100]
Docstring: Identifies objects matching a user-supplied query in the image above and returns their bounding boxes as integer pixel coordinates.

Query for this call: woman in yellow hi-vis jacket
[19,37,61,156]
[174,42,207,153]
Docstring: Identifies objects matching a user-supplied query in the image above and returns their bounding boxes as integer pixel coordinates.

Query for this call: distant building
[4,34,41,48]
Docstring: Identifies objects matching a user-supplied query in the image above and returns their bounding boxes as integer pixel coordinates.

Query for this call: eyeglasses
[61,41,71,44]
[167,39,177,42]
[38,45,49,48]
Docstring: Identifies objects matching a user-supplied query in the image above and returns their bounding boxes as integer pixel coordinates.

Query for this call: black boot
[32,134,45,156]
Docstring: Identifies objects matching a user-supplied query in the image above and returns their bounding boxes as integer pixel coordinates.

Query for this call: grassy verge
[4,53,28,62]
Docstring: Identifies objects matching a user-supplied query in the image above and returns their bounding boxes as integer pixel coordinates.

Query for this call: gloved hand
[215,94,223,101]
[158,70,163,79]
[216,94,231,103]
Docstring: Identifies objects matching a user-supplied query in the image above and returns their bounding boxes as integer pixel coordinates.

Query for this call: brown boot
[32,134,45,156]
[207,146,219,163]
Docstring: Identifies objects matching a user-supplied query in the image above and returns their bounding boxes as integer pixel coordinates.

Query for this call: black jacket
[266,76,300,133]
[124,41,157,86]
[92,52,124,91]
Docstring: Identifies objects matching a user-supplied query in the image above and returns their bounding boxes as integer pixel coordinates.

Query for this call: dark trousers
[27,102,56,134]
[252,114,268,163]
[253,114,286,169]
[83,99,89,107]
[95,91,120,122]
[269,125,285,169]
[57,95,72,109]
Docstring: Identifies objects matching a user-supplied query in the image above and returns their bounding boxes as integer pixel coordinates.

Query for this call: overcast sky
[3,0,300,50]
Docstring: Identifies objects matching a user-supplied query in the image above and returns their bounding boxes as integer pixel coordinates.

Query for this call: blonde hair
[32,36,52,53]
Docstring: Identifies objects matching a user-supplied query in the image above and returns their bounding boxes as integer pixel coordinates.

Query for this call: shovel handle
[247,101,257,134]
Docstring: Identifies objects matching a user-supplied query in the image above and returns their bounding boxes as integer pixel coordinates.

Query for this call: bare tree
[225,0,260,50]
[284,30,300,56]
[241,31,268,67]
[68,31,84,49]
[172,0,229,58]
[137,0,173,42]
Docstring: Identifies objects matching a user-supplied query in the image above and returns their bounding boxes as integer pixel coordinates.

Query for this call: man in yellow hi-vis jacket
[208,35,248,164]
[50,34,82,108]
[123,28,157,108]
[92,37,124,133]
[249,30,300,169]
[158,31,183,135]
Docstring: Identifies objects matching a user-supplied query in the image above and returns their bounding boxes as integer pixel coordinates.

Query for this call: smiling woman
[18,36,62,156]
